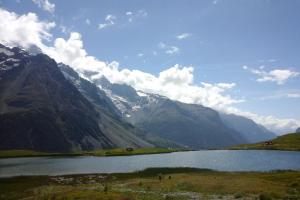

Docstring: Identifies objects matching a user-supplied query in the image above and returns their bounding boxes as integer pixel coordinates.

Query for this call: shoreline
[1,148,299,159]
[0,148,189,159]
[1,167,299,179]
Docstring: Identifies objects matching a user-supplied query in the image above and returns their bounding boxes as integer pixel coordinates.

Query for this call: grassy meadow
[0,168,299,200]
[0,147,184,159]
[230,133,300,151]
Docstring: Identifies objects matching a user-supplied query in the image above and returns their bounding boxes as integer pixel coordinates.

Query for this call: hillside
[230,133,300,151]
[0,44,152,152]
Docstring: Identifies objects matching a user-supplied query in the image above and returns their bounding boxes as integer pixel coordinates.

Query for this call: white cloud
[287,93,300,98]
[0,8,299,134]
[126,10,148,23]
[59,25,73,34]
[166,46,180,55]
[258,59,277,63]
[244,66,299,85]
[98,14,116,30]
[176,33,191,40]
[259,92,300,100]
[85,18,91,25]
[137,10,148,17]
[137,53,144,57]
[242,65,248,70]
[0,8,55,48]
[158,42,180,55]
[32,0,55,13]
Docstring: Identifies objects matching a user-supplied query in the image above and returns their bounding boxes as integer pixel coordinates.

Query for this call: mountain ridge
[0,44,152,152]
[85,74,275,149]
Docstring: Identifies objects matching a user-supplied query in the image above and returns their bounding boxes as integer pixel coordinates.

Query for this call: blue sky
[0,0,299,133]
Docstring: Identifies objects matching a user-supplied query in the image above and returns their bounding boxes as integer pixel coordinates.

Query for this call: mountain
[296,127,300,133]
[88,76,248,149]
[0,44,152,152]
[58,63,121,118]
[220,113,276,143]
[58,64,181,148]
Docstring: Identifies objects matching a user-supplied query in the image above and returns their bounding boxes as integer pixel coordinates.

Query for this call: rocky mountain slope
[58,64,181,148]
[84,76,242,149]
[83,75,276,149]
[0,44,152,152]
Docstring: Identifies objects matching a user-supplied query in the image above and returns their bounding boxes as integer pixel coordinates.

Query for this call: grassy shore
[229,133,300,151]
[0,168,299,200]
[0,147,185,159]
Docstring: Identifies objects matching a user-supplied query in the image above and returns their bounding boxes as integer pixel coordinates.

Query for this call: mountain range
[0,44,152,152]
[0,44,276,152]
[86,75,276,149]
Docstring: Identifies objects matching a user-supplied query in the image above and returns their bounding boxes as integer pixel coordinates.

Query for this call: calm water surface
[0,150,299,177]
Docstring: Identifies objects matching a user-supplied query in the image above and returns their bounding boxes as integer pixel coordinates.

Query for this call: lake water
[0,150,300,177]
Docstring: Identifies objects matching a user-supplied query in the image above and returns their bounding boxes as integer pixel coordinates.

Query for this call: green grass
[85,147,184,157]
[0,147,184,159]
[0,168,299,200]
[229,132,300,151]
[0,150,81,158]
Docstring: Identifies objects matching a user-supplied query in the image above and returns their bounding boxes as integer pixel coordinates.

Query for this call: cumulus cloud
[0,8,55,48]
[98,14,116,29]
[176,33,191,40]
[0,8,299,134]
[32,0,55,13]
[244,66,299,85]
[158,42,180,55]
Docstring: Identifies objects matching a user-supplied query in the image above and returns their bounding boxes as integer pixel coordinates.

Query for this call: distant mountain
[0,44,152,152]
[296,127,300,133]
[89,76,248,149]
[220,113,276,143]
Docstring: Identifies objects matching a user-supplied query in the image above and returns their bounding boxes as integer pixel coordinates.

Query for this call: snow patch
[137,91,148,97]
[0,47,14,56]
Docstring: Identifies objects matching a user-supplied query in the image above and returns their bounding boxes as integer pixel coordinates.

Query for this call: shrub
[259,193,272,200]
[234,193,244,199]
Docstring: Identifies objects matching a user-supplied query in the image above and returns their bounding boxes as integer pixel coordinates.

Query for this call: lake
[0,150,299,177]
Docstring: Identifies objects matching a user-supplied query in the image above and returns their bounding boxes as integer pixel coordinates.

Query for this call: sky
[0,0,299,134]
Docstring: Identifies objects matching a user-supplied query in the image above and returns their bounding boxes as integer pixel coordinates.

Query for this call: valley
[0,1,300,198]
